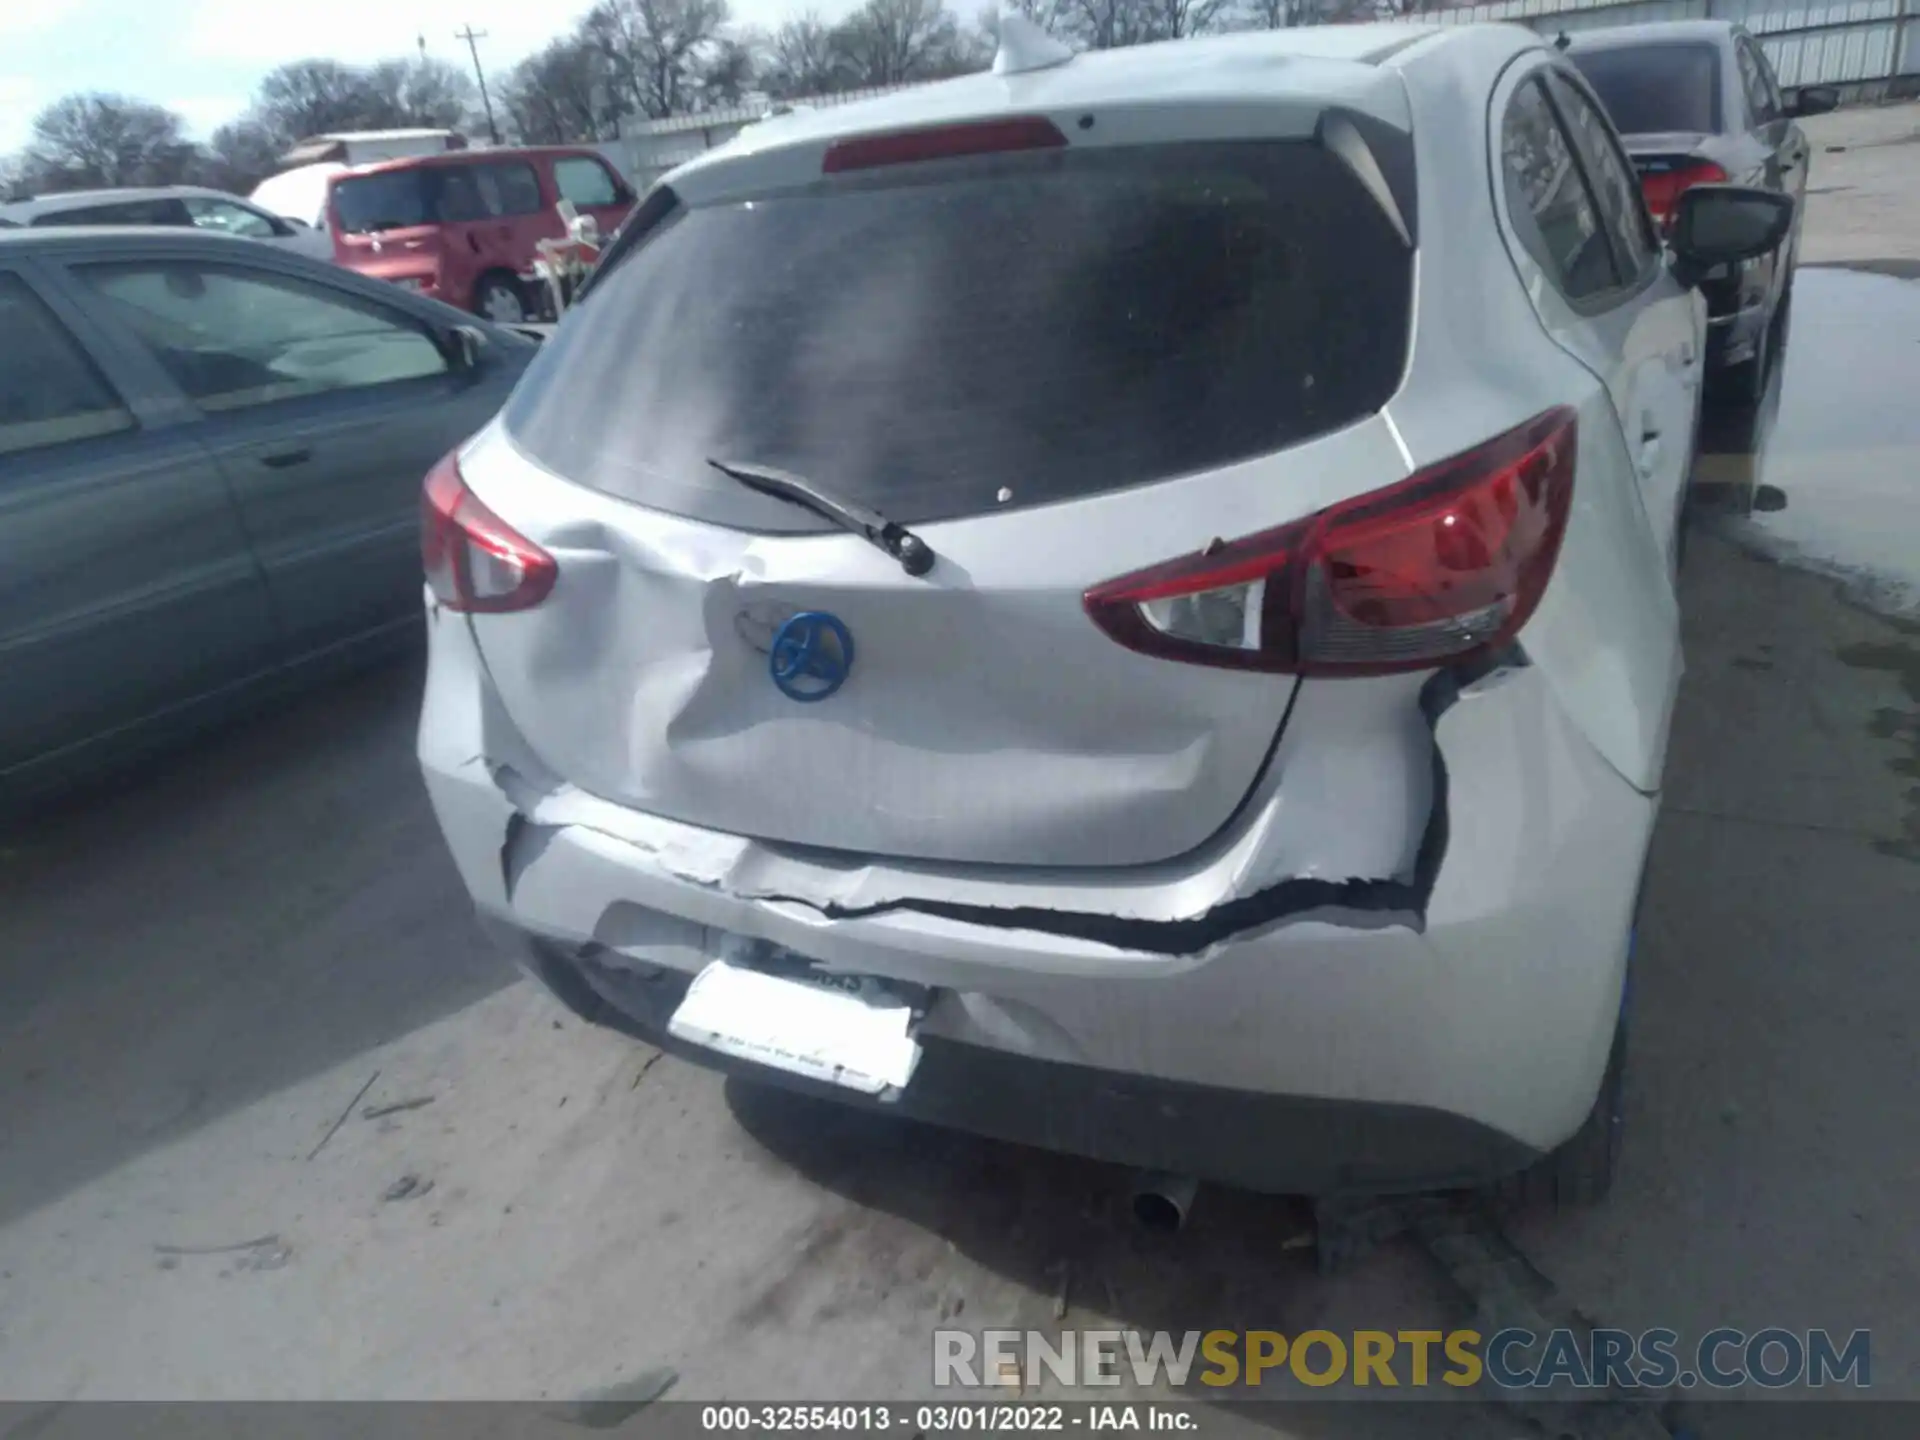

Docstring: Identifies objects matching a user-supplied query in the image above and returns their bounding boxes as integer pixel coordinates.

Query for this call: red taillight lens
[1640,160,1729,229]
[1083,408,1577,677]
[822,116,1067,173]
[421,452,556,613]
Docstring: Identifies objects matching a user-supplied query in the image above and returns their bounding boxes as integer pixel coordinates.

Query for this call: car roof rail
[993,13,1075,77]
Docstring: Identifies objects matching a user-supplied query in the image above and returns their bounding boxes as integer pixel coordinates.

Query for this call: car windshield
[1569,43,1722,135]
[503,137,1414,530]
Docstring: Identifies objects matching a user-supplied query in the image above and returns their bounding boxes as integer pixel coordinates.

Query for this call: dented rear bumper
[419,598,1658,1189]
[503,925,1537,1195]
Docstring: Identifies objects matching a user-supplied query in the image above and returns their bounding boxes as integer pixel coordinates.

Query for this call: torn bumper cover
[419,607,1657,1195]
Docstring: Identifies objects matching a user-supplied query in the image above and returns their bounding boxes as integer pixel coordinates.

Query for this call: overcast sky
[0,0,891,154]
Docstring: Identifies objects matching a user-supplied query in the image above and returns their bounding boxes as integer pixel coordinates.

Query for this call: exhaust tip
[1129,1172,1198,1234]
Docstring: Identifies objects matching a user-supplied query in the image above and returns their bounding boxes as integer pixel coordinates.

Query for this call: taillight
[1083,408,1577,677]
[822,117,1066,173]
[1640,160,1728,229]
[421,452,556,613]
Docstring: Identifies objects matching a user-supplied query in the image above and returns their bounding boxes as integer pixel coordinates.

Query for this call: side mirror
[1668,185,1795,288]
[441,323,489,374]
[1786,85,1840,118]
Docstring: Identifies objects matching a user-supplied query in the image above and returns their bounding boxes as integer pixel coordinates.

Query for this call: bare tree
[996,0,1077,33]
[1143,0,1229,37]
[1292,0,1445,19]
[1061,0,1161,49]
[587,0,732,120]
[697,37,758,107]
[831,0,975,86]
[248,56,476,153]
[1237,0,1308,25]
[201,118,284,193]
[762,13,848,96]
[501,37,623,142]
[254,60,381,142]
[20,94,200,189]
[364,58,477,130]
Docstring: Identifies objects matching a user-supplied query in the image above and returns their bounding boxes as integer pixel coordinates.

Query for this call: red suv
[327,147,637,322]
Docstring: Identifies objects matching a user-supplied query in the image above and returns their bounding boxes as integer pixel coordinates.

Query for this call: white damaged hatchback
[418,20,1794,1202]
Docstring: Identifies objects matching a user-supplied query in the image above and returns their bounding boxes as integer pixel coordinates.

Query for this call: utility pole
[455,24,502,146]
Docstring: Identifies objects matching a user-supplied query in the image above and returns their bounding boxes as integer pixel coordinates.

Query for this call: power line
[455,24,502,146]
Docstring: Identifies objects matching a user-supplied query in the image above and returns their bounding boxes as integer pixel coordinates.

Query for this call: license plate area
[667,957,924,1098]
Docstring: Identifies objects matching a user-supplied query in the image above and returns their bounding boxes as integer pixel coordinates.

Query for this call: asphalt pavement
[1,102,1917,1436]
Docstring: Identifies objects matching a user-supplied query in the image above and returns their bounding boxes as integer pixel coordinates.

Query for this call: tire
[1718,304,1771,410]
[1718,246,1796,409]
[1493,1019,1626,1212]
[1771,263,1795,356]
[473,272,527,325]
[1491,917,1635,1214]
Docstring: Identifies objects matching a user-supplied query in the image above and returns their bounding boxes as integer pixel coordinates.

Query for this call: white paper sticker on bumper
[667,961,922,1096]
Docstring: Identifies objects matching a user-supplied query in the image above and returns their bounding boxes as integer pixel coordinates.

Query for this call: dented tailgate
[460,124,1417,869]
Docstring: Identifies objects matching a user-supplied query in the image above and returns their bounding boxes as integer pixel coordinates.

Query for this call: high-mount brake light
[821,117,1068,173]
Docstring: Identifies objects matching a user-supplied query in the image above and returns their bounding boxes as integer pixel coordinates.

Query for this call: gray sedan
[0,186,337,262]
[0,225,535,804]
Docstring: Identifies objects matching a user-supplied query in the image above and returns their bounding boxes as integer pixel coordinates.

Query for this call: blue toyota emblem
[769,611,855,703]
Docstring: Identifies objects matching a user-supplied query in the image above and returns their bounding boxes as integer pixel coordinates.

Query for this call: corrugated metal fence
[1434,0,1920,98]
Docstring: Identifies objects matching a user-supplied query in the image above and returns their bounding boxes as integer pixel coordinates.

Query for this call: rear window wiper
[707,458,936,578]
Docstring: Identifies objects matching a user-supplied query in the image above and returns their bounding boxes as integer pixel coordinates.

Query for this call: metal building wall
[1433,0,1919,96]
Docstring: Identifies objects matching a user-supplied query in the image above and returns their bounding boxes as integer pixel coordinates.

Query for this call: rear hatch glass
[501,138,1413,530]
[1568,44,1722,137]
[469,133,1415,867]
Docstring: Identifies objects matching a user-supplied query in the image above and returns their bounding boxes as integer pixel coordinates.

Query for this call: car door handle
[258,447,312,469]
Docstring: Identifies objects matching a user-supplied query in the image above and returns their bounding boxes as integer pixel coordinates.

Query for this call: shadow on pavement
[723,269,1920,1418]
[724,1077,1517,1438]
[0,655,520,1229]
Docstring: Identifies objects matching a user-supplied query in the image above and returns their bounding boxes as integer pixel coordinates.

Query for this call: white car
[248,163,349,234]
[0,186,334,262]
[418,20,1790,1205]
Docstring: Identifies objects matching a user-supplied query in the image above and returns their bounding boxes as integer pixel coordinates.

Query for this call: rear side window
[337,162,550,231]
[1752,44,1786,122]
[504,138,1413,529]
[1568,44,1722,136]
[185,197,279,238]
[1737,37,1782,125]
[554,156,621,208]
[478,161,544,216]
[433,165,489,222]
[32,198,192,227]
[1502,79,1618,301]
[76,262,449,412]
[1545,71,1657,280]
[0,273,135,455]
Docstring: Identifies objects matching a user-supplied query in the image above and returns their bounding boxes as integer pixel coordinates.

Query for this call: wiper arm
[707,458,936,578]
